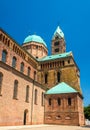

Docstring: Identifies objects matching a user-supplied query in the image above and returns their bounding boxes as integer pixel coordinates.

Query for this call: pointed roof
[45,82,78,95]
[52,26,64,39]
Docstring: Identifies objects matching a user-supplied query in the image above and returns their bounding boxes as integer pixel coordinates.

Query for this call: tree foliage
[84,104,90,120]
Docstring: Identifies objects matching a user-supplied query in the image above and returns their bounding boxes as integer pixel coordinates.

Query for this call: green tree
[84,104,90,120]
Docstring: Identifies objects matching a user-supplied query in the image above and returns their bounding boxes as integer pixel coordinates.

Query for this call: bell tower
[51,26,66,55]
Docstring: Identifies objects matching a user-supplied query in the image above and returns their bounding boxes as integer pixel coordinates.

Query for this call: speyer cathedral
[0,26,85,126]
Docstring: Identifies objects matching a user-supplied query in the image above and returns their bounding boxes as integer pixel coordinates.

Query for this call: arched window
[49,98,51,106]
[34,89,37,104]
[0,72,3,95]
[50,63,52,68]
[57,72,60,82]
[45,73,48,84]
[12,56,17,68]
[54,41,59,46]
[62,61,65,66]
[0,34,2,41]
[57,98,61,106]
[5,38,8,45]
[2,50,7,63]
[41,92,44,106]
[41,64,42,69]
[34,71,36,80]
[55,48,59,52]
[23,109,28,125]
[27,67,30,77]
[68,98,71,106]
[13,80,18,99]
[7,40,10,47]
[20,62,24,73]
[26,85,29,102]
[3,36,5,42]
[68,60,70,64]
[56,115,61,120]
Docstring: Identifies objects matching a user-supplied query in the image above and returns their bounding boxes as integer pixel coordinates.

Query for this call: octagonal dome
[23,34,47,47]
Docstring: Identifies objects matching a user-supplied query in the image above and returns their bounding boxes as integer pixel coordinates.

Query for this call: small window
[41,64,42,69]
[2,50,7,63]
[24,109,28,125]
[57,98,61,106]
[0,34,2,41]
[20,62,24,73]
[34,89,37,104]
[50,63,52,68]
[12,56,17,68]
[57,72,60,82]
[68,98,71,106]
[62,61,65,66]
[34,71,36,80]
[3,36,5,42]
[13,80,18,99]
[36,45,38,49]
[0,72,3,95]
[26,85,29,102]
[41,92,44,106]
[55,48,59,52]
[49,98,51,106]
[45,73,48,84]
[54,41,59,46]
[68,60,70,64]
[27,67,30,77]
[7,40,10,47]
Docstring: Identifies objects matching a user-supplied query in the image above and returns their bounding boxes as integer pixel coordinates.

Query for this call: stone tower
[51,26,66,55]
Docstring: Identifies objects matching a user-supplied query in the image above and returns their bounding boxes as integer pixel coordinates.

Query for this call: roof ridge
[38,51,72,61]
[49,51,72,57]
[45,82,78,95]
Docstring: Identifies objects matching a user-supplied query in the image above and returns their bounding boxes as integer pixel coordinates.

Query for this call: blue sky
[0,0,90,106]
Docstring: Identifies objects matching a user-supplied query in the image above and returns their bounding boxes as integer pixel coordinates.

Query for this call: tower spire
[52,26,64,40]
[51,26,66,55]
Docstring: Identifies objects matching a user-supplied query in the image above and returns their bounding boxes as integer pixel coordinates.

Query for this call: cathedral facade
[0,26,84,126]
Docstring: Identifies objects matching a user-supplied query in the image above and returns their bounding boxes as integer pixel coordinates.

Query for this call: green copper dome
[23,35,47,47]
